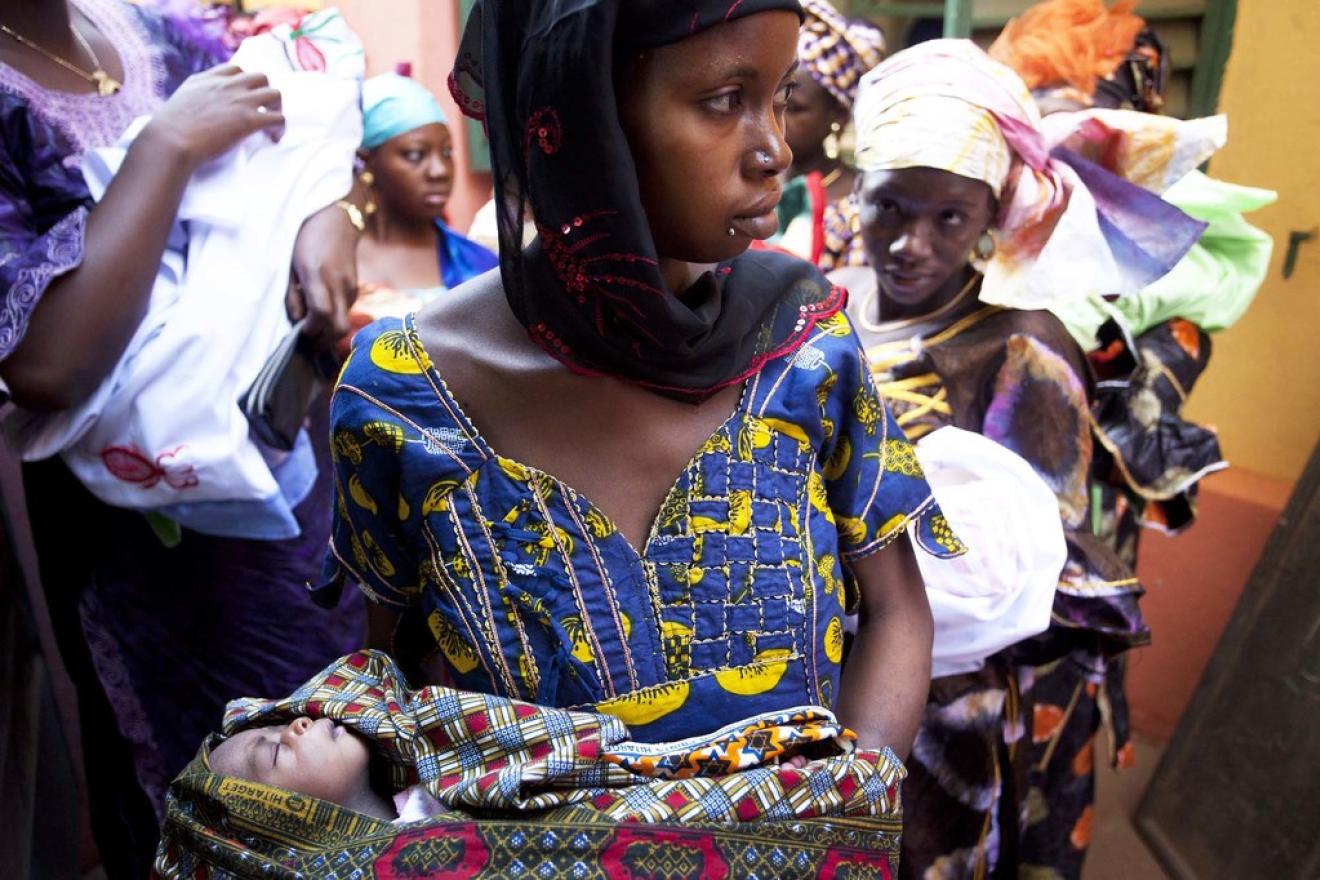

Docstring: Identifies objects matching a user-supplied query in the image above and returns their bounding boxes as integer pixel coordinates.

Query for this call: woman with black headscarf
[318,0,965,762]
[320,0,966,817]
[152,3,969,876]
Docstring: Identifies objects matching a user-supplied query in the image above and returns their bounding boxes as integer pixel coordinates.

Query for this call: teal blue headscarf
[361,73,449,150]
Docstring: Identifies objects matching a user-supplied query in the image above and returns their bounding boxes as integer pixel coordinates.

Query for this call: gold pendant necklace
[0,16,121,96]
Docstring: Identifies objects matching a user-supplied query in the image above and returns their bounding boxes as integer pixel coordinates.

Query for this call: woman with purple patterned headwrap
[779,0,885,270]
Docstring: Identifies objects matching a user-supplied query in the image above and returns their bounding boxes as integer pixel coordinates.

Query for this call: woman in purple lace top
[0,2,365,876]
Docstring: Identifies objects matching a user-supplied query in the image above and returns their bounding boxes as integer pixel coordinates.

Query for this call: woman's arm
[365,603,449,685]
[2,66,284,409]
[366,602,402,652]
[284,173,368,351]
[834,533,932,759]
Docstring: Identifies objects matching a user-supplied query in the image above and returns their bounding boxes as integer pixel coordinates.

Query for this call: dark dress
[851,294,1147,879]
[0,2,364,875]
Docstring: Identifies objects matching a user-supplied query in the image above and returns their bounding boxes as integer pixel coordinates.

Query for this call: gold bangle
[335,199,365,233]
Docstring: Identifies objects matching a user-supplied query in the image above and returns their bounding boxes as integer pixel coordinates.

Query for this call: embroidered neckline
[400,312,754,561]
[0,0,169,161]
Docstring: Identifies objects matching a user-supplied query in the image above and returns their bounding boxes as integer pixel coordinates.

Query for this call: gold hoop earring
[973,232,996,261]
[360,169,378,217]
[823,121,843,161]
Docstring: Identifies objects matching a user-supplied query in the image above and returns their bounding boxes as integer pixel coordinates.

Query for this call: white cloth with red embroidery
[4,10,362,539]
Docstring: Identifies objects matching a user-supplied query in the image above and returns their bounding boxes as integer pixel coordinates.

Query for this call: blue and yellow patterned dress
[319,311,962,742]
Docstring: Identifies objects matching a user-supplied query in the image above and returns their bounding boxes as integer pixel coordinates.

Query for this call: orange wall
[335,0,491,231]
[1184,0,1320,482]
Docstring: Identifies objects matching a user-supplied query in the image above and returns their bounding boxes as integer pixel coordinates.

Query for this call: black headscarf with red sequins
[450,0,845,403]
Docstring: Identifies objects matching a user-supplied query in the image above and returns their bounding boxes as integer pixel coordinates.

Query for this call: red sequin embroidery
[525,107,563,155]
[535,211,664,341]
[448,53,486,122]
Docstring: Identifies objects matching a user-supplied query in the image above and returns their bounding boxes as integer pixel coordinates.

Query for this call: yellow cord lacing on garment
[867,305,1003,428]
[876,374,952,424]
[974,728,1004,880]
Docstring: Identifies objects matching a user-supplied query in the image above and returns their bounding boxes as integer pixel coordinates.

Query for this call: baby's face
[210,717,372,806]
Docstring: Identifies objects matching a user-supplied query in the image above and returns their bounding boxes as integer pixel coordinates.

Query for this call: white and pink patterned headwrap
[853,39,1227,311]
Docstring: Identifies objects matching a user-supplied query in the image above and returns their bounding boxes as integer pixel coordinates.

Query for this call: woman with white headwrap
[831,38,1224,878]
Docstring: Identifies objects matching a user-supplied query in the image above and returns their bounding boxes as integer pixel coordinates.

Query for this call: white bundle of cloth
[5,9,363,540]
[913,427,1065,678]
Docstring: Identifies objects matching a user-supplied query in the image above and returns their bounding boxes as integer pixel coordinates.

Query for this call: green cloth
[770,173,811,246]
[1053,170,1277,347]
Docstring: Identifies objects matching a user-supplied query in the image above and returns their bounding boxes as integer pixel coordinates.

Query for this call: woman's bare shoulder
[414,268,555,380]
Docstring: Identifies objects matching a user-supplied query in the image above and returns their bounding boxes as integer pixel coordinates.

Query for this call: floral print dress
[319,311,963,741]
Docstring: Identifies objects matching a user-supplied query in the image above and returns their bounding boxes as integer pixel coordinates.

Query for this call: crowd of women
[0,1,1271,878]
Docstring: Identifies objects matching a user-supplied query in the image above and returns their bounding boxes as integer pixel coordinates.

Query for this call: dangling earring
[973,231,996,261]
[823,121,843,161]
[360,168,378,217]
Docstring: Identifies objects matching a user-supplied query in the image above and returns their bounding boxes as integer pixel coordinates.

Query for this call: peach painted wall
[1125,468,1292,742]
[1184,0,1320,483]
[334,0,492,231]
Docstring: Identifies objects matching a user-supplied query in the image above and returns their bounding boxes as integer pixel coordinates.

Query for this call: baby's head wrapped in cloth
[154,650,906,879]
[208,714,401,819]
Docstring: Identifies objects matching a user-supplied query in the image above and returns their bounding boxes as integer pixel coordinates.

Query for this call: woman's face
[210,717,373,807]
[618,11,800,266]
[784,75,846,165]
[365,122,454,224]
[857,166,995,311]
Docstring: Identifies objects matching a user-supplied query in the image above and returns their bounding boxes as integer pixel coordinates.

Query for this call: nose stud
[727,226,737,237]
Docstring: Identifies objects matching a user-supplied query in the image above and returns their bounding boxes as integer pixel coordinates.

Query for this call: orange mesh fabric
[988,0,1145,96]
